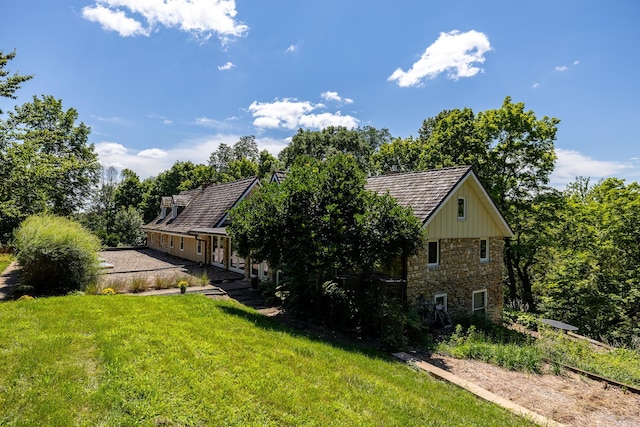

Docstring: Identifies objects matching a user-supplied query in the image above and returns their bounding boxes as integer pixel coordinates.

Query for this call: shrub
[14,215,101,294]
[130,276,150,293]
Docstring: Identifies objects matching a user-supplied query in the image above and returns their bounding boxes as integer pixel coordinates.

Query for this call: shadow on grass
[217,303,392,361]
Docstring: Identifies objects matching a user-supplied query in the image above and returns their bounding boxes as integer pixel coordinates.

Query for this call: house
[365,166,513,322]
[142,176,269,280]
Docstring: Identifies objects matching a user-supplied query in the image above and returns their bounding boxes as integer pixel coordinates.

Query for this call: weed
[130,276,150,293]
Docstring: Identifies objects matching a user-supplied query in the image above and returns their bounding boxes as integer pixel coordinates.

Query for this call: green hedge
[14,215,101,294]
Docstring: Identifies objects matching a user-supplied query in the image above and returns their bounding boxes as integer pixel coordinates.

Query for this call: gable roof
[142,177,260,235]
[365,166,512,236]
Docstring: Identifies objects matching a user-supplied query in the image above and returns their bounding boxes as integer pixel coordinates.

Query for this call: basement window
[472,289,487,313]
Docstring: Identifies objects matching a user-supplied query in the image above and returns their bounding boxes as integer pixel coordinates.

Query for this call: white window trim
[170,235,174,248]
[480,238,489,263]
[434,293,448,312]
[197,240,202,255]
[472,289,487,313]
[457,196,467,220]
[180,236,184,251]
[427,240,440,267]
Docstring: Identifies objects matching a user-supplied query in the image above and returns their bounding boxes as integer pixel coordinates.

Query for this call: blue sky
[2,0,639,188]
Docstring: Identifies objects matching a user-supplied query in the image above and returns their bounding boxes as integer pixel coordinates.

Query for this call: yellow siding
[425,179,503,239]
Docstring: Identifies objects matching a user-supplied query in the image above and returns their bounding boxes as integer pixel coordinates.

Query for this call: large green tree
[229,154,423,314]
[279,126,392,171]
[0,95,100,240]
[0,50,32,114]
[538,177,640,345]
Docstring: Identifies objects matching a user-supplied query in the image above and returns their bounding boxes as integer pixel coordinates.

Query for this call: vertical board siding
[426,180,502,239]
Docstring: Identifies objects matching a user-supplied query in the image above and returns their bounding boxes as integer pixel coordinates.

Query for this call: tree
[538,177,640,345]
[476,97,559,308]
[113,168,144,211]
[257,149,282,179]
[229,154,423,316]
[0,50,33,114]
[279,126,392,171]
[113,206,146,246]
[370,136,424,172]
[0,95,100,240]
[233,135,259,162]
[208,142,234,172]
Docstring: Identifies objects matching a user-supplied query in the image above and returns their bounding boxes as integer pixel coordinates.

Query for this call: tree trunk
[504,238,518,303]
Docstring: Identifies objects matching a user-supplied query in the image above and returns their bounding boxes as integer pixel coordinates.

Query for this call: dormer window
[172,205,178,219]
[160,207,167,219]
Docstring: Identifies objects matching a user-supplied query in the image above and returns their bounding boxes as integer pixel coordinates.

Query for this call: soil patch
[414,353,640,427]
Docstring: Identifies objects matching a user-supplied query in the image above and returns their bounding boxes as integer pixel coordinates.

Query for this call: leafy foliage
[14,215,101,294]
[537,177,640,345]
[0,95,100,241]
[229,153,423,337]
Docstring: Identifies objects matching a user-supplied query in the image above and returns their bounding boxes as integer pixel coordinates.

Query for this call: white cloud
[81,4,149,37]
[550,148,630,188]
[217,61,235,71]
[195,116,232,129]
[388,30,491,88]
[321,91,354,104]
[138,148,167,159]
[94,134,288,179]
[573,60,580,65]
[147,113,173,125]
[554,65,569,72]
[248,98,358,130]
[285,41,303,53]
[92,115,131,125]
[532,83,540,89]
[82,0,248,44]
[95,141,128,157]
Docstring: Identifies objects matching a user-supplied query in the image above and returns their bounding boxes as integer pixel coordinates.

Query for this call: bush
[14,214,101,294]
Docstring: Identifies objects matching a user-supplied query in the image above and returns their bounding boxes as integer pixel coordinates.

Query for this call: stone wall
[407,237,504,321]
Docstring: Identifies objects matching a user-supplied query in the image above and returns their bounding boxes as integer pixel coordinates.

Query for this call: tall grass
[0,295,536,426]
[439,319,640,386]
[0,253,14,274]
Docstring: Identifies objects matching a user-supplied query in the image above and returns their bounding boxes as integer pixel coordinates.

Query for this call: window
[472,289,487,313]
[180,236,184,251]
[197,240,202,255]
[427,240,439,266]
[480,239,489,262]
[457,197,466,220]
[170,235,174,248]
[434,293,447,312]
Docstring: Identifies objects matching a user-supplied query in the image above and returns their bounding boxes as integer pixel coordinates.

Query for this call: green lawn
[0,295,535,426]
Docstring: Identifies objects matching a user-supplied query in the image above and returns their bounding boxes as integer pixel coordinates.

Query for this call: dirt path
[419,354,640,427]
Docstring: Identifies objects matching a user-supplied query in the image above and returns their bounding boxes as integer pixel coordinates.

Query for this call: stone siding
[407,237,504,321]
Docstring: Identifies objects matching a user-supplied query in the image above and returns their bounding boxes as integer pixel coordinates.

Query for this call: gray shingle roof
[143,177,259,234]
[365,166,472,224]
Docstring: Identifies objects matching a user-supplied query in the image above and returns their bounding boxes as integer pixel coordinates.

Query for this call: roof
[142,177,260,235]
[270,171,287,184]
[365,166,512,236]
[366,166,471,224]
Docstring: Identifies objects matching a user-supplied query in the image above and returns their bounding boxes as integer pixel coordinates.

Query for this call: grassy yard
[0,295,536,426]
[0,253,13,274]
